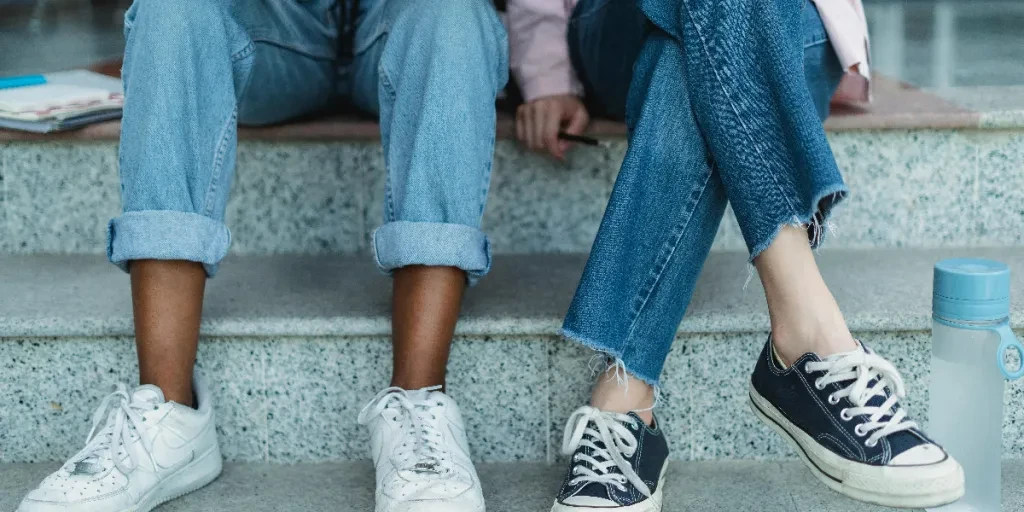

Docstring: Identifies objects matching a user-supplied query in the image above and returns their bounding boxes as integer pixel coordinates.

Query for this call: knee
[125,0,235,48]
[388,0,508,71]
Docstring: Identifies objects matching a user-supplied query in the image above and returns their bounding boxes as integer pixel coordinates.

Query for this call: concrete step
[2,128,1023,256]
[2,249,1023,464]
[2,461,1023,512]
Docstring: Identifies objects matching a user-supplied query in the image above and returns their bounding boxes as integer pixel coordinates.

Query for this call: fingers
[557,105,591,159]
[542,105,564,159]
[525,103,540,151]
[515,96,587,160]
[516,105,526,144]
[565,105,590,136]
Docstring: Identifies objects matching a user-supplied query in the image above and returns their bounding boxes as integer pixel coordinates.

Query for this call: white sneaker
[358,386,485,512]
[17,372,223,512]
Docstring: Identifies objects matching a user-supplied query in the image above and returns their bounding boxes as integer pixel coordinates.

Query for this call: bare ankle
[589,367,656,426]
[772,321,857,366]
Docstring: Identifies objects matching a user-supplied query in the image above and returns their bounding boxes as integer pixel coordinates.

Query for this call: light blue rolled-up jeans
[108,0,508,281]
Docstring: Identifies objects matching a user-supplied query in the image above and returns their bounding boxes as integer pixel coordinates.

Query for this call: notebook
[0,70,124,133]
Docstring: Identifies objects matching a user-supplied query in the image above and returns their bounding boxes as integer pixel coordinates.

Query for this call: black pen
[558,131,609,148]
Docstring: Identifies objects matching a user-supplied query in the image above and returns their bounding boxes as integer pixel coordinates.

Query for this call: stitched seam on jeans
[379,64,397,222]
[204,108,238,218]
[249,36,335,61]
[678,0,800,217]
[622,165,714,342]
[230,40,256,63]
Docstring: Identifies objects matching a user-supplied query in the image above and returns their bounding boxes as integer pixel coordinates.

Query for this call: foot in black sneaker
[551,406,669,511]
[749,335,964,508]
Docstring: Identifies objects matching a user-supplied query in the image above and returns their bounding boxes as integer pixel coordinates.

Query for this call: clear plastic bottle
[927,259,1024,512]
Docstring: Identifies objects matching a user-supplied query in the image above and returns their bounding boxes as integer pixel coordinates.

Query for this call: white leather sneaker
[359,386,485,512]
[17,372,222,512]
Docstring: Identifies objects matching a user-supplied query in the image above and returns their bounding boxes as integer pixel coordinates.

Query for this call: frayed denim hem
[748,185,849,262]
[559,326,663,389]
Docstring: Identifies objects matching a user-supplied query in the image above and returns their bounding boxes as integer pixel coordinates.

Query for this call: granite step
[2,460,1023,512]
[2,249,1023,464]
[1,127,1023,256]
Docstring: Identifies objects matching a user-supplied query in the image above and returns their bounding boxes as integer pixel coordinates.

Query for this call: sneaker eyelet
[827,394,839,405]
[865,439,878,448]
[803,363,813,373]
[840,409,852,421]
[572,467,580,475]
[854,425,866,437]
[814,379,825,390]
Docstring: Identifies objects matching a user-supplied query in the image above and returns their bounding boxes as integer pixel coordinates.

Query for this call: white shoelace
[804,349,918,447]
[561,406,651,497]
[63,383,158,476]
[358,386,452,476]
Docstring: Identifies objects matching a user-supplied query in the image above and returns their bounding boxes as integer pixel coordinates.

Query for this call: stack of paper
[0,70,124,133]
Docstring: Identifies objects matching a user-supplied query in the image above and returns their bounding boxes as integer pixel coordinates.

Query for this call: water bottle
[928,258,1024,511]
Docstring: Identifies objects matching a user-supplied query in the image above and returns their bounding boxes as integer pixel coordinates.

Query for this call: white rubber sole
[749,383,964,509]
[132,444,223,512]
[550,459,668,512]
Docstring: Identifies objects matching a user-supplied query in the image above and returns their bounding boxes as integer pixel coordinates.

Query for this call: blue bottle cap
[933,258,1011,323]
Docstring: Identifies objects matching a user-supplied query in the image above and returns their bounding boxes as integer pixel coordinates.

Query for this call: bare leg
[390,266,466,390]
[754,225,856,365]
[590,369,656,425]
[131,260,206,406]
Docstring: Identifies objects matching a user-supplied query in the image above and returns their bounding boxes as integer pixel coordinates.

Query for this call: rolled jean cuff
[107,210,232,277]
[372,221,491,286]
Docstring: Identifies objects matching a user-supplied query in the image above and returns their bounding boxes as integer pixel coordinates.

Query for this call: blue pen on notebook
[0,75,47,90]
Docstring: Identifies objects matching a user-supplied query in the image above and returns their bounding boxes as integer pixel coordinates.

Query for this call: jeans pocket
[802,0,830,49]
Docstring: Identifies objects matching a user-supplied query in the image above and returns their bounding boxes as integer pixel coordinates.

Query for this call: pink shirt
[507,0,871,105]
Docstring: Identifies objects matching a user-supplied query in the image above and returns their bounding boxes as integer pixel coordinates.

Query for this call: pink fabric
[507,0,872,104]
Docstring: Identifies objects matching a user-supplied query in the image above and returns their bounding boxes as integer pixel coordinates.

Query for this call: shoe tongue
[132,385,166,405]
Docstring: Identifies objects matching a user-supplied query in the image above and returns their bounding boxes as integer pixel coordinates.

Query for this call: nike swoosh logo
[154,448,195,472]
[151,429,202,471]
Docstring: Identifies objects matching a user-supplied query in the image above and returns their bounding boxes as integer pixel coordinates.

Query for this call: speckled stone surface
[826,130,979,248]
[4,128,1024,256]
[483,141,620,253]
[973,131,1024,247]
[4,460,1024,512]
[264,335,549,463]
[4,250,1024,463]
[0,337,268,463]
[1,332,1023,464]
[2,142,120,253]
[226,142,372,255]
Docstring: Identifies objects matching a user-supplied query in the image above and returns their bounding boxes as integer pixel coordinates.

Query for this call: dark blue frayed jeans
[563,0,848,386]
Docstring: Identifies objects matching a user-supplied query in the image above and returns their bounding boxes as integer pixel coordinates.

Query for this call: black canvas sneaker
[749,335,964,508]
[552,406,669,511]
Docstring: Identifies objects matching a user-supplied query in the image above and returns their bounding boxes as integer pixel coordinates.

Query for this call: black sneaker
[749,335,964,508]
[551,406,669,511]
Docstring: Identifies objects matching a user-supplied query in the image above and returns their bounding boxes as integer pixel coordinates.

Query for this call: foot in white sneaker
[358,386,485,512]
[17,372,222,512]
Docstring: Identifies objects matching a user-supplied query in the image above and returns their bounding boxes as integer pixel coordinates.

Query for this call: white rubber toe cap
[889,444,947,466]
[560,495,618,507]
